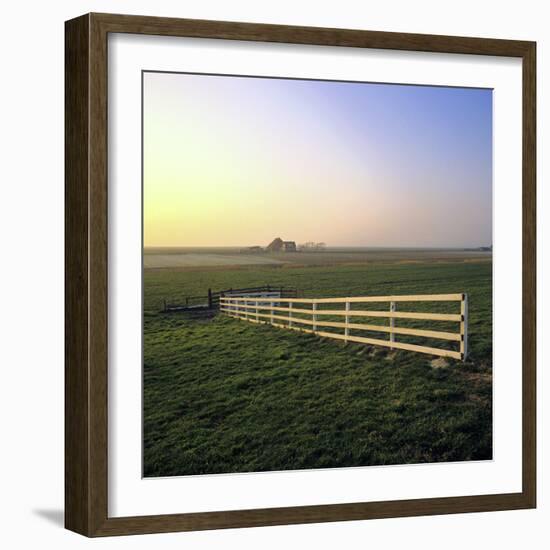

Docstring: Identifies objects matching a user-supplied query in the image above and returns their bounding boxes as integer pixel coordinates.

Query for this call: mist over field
[143,246,492,269]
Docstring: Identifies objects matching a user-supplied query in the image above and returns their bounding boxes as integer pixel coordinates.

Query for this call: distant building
[266,237,297,252]
[282,241,296,252]
[267,237,283,251]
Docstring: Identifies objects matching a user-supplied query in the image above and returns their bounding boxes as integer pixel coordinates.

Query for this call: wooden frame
[65,12,536,537]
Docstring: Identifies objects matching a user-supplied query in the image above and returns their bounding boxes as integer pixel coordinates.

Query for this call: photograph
[142,70,493,478]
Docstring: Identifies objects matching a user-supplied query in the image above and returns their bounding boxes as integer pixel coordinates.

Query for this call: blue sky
[144,72,492,247]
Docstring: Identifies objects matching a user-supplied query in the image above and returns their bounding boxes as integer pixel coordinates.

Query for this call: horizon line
[143,244,493,250]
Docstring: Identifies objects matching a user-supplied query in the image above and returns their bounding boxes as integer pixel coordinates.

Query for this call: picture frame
[65,12,536,537]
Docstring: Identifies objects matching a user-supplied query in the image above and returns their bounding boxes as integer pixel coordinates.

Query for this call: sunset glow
[143,72,492,248]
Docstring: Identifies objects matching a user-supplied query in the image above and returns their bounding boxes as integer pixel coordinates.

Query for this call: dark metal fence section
[162,285,298,313]
[210,285,298,309]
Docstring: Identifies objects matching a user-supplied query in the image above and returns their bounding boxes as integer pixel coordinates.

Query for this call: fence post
[460,293,468,361]
[389,301,396,346]
[288,302,293,328]
[312,301,317,332]
[271,301,274,325]
[208,288,212,309]
[256,300,259,322]
[345,301,350,341]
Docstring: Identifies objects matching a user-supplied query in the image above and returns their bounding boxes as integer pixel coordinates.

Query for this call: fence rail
[220,293,468,361]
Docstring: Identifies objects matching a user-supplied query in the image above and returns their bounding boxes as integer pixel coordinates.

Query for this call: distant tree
[298,241,326,252]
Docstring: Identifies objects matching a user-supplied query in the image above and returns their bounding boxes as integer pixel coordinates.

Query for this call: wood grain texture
[91,12,533,56]
[93,493,532,536]
[65,14,91,535]
[88,11,109,536]
[65,12,537,537]
[521,41,537,509]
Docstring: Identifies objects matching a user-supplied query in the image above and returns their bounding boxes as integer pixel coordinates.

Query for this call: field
[143,246,491,269]
[143,249,492,477]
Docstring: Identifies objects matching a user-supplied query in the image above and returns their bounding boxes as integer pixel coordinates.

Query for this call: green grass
[143,259,492,477]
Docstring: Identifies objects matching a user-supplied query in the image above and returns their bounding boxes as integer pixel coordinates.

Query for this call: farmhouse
[266,237,297,252]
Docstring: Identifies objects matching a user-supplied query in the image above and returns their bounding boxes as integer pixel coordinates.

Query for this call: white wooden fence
[220,293,468,361]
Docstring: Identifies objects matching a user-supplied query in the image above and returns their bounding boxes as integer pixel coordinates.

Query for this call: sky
[143,72,492,248]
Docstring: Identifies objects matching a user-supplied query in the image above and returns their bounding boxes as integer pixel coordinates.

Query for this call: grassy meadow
[143,250,492,477]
